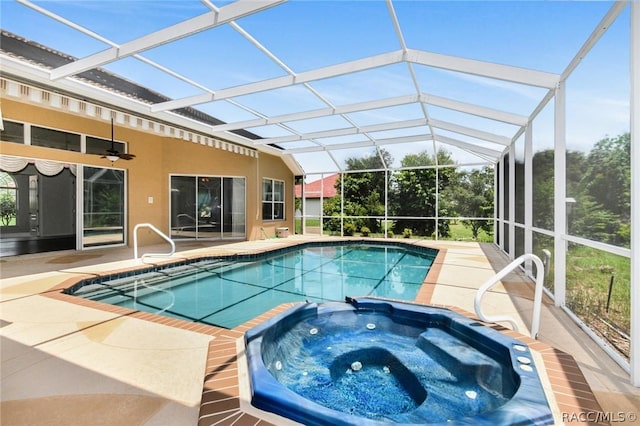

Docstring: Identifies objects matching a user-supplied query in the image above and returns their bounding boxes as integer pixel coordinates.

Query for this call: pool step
[417,328,506,391]
[73,260,233,301]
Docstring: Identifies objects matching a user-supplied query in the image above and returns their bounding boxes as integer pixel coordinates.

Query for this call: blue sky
[0,1,631,173]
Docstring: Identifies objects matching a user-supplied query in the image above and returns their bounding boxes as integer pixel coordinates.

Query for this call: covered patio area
[1,1,639,423]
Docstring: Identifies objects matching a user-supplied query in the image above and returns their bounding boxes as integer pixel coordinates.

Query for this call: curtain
[0,155,75,176]
[0,155,28,172]
[34,159,65,176]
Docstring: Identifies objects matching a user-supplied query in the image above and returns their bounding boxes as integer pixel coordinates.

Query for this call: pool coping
[42,239,607,426]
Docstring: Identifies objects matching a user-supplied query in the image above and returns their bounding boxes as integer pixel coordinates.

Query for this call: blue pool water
[245,298,554,426]
[69,242,437,329]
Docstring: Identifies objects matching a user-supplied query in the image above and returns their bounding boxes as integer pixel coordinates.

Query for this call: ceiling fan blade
[98,117,135,161]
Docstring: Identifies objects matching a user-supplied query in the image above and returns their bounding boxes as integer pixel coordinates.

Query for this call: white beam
[152,50,406,112]
[288,140,375,153]
[17,0,217,95]
[429,118,511,146]
[386,0,408,51]
[254,117,428,145]
[50,0,285,80]
[17,0,112,46]
[560,2,629,82]
[210,94,420,132]
[422,93,528,126]
[274,131,502,160]
[283,133,433,154]
[406,48,560,89]
[512,2,628,144]
[433,134,503,159]
[208,90,526,140]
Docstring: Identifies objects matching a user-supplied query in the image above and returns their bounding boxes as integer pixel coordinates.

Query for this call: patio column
[630,0,640,388]
[494,164,499,246]
[498,156,505,250]
[301,178,306,235]
[340,171,344,236]
[553,80,567,308]
[384,169,389,239]
[508,142,515,259]
[435,166,440,241]
[524,124,533,275]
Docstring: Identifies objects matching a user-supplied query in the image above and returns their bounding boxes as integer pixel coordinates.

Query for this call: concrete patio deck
[1,237,639,425]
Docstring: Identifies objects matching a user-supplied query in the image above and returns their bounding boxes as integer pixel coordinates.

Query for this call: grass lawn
[446,222,493,242]
[296,218,492,242]
[566,244,630,359]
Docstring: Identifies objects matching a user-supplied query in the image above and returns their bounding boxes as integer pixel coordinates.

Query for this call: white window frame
[262,177,285,221]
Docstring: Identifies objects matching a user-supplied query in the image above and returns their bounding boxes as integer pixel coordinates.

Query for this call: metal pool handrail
[133,223,175,260]
[474,253,545,339]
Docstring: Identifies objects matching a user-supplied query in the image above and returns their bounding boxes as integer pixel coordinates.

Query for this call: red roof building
[295,174,338,199]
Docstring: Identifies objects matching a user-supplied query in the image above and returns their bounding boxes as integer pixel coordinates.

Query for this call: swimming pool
[245,297,554,425]
[67,241,437,329]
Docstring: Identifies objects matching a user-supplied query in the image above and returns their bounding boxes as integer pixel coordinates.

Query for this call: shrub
[387,230,394,238]
[344,222,356,236]
[360,226,370,237]
[402,228,412,238]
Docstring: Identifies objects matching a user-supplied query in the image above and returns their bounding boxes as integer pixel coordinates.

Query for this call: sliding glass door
[170,175,245,240]
[83,166,125,247]
[223,177,246,239]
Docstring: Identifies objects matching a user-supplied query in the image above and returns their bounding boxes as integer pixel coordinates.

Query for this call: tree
[569,195,621,244]
[530,149,587,230]
[0,192,17,226]
[324,149,392,234]
[581,133,630,220]
[454,167,494,239]
[322,194,368,233]
[531,149,555,230]
[531,133,630,247]
[569,133,630,247]
[390,149,456,238]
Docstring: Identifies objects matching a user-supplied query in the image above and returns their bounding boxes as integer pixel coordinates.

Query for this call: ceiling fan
[101,117,135,162]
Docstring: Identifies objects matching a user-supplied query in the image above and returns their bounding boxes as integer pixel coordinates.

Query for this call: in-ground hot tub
[245,297,554,426]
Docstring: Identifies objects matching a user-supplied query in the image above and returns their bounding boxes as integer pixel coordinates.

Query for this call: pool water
[245,298,554,426]
[71,243,436,329]
[265,310,512,422]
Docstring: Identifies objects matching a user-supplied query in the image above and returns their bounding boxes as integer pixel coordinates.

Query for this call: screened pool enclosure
[0,1,638,386]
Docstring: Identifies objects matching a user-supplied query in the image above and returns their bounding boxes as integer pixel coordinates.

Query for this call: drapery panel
[0,155,76,176]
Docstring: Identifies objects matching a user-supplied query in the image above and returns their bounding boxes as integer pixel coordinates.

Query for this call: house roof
[0,30,260,141]
[295,174,338,199]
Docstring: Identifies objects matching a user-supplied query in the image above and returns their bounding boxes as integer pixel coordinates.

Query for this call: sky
[0,0,631,174]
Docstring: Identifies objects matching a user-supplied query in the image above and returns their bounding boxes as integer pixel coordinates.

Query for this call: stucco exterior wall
[1,98,294,247]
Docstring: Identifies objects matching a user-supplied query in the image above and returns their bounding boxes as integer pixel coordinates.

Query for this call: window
[0,172,18,226]
[262,178,285,220]
[31,126,81,152]
[0,121,24,144]
[86,136,126,155]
